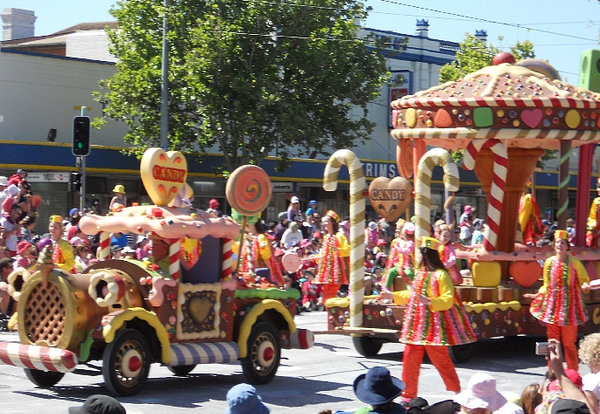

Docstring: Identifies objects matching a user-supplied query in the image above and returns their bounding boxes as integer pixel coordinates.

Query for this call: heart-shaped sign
[188,295,213,325]
[368,177,413,222]
[509,261,542,288]
[140,148,188,206]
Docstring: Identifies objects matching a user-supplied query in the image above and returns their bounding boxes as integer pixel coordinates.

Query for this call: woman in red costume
[239,218,284,287]
[524,229,590,371]
[437,224,463,286]
[382,236,476,402]
[316,210,349,306]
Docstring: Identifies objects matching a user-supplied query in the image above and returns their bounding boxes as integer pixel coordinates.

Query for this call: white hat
[291,196,300,204]
[0,176,7,186]
[7,184,18,196]
[455,373,507,411]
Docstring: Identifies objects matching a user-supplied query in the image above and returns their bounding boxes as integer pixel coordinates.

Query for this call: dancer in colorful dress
[384,220,415,291]
[382,236,476,402]
[519,192,544,246]
[239,218,285,287]
[316,210,349,306]
[437,224,463,286]
[524,229,590,371]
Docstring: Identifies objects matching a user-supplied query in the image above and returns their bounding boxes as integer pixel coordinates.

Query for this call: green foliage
[94,0,389,172]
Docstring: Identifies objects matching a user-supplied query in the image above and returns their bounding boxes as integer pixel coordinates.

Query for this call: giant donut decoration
[7,267,32,301]
[88,269,128,307]
[226,165,273,216]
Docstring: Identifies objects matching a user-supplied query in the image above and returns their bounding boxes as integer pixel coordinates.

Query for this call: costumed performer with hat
[109,184,127,213]
[48,214,76,273]
[316,210,349,306]
[334,366,406,414]
[518,191,544,246]
[586,178,600,248]
[384,219,415,292]
[236,211,284,287]
[524,230,590,371]
[381,236,476,402]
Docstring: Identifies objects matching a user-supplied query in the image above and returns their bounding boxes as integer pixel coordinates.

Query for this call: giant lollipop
[226,165,273,271]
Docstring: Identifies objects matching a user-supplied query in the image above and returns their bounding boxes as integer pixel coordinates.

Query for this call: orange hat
[420,236,440,250]
[325,210,340,223]
[554,229,569,241]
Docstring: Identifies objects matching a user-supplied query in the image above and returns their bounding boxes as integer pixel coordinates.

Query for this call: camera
[535,341,549,355]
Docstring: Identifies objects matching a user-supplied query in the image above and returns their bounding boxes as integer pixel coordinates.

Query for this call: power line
[376,0,599,43]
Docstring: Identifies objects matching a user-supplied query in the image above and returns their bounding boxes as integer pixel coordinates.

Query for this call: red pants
[321,283,341,308]
[401,344,461,399]
[546,324,579,371]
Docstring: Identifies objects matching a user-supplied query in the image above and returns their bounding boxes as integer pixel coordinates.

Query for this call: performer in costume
[437,224,463,286]
[586,178,600,248]
[382,236,476,401]
[316,210,349,306]
[525,229,590,371]
[48,215,76,273]
[239,218,284,287]
[519,192,544,246]
[384,220,415,291]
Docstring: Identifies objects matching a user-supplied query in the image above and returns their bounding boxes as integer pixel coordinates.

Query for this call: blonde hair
[579,333,600,370]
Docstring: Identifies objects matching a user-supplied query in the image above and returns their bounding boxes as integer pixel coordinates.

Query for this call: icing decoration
[565,110,580,128]
[521,109,543,128]
[225,165,272,216]
[493,52,516,65]
[368,176,413,222]
[433,108,452,127]
[405,108,417,128]
[473,107,493,127]
[140,148,188,206]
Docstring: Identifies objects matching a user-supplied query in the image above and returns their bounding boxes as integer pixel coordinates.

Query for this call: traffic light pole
[79,106,87,211]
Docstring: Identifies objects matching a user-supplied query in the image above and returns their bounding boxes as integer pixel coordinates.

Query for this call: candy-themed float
[325,55,600,361]
[0,148,313,396]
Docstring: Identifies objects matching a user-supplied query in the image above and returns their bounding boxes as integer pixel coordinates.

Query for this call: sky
[5,0,600,84]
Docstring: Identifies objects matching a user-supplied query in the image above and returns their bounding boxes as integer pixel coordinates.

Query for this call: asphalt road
[0,311,575,413]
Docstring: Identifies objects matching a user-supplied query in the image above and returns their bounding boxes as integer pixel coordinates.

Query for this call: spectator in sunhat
[333,366,406,414]
[68,394,126,414]
[524,229,590,371]
[305,199,318,216]
[13,240,35,269]
[454,373,508,414]
[225,383,270,414]
[109,184,127,213]
[316,209,349,306]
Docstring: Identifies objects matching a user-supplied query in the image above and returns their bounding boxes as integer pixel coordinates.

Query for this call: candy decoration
[140,148,188,206]
[396,139,414,178]
[169,239,181,280]
[463,139,507,251]
[415,148,459,253]
[98,231,110,260]
[368,176,412,222]
[0,342,78,373]
[323,149,365,328]
[557,141,572,226]
[282,251,302,273]
[221,238,233,280]
[226,165,272,216]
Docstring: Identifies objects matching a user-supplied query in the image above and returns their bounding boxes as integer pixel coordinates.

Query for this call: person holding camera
[524,230,590,371]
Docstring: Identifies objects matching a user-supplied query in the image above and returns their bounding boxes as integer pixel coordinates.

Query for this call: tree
[94,0,389,172]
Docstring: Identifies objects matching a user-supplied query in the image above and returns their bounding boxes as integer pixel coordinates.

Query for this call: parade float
[0,148,313,396]
[324,55,600,361]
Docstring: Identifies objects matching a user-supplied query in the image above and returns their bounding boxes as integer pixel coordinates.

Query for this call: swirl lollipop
[226,165,273,271]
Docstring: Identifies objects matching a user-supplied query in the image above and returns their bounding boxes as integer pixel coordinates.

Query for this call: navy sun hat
[68,394,126,414]
[353,366,405,405]
[225,383,270,414]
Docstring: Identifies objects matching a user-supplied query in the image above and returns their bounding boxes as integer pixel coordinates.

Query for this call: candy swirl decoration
[140,148,188,206]
[226,165,272,216]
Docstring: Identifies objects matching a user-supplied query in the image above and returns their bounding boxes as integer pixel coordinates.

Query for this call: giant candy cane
[323,150,365,328]
[462,139,507,251]
[415,148,460,253]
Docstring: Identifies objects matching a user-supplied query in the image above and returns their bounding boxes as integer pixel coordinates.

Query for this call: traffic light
[72,116,90,156]
[69,172,82,192]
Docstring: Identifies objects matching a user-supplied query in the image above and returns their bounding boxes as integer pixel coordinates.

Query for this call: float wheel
[24,368,65,387]
[240,321,281,384]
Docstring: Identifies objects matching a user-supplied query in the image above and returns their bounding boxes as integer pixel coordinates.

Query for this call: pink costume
[384,237,414,288]
[438,242,463,285]
[240,233,284,286]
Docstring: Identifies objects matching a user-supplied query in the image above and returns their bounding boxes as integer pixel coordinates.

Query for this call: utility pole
[160,0,169,149]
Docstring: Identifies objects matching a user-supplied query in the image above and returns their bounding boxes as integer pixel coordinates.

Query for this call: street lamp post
[160,0,169,149]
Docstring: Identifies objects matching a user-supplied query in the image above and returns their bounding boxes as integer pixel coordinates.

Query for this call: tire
[240,321,281,384]
[24,368,65,387]
[102,328,152,396]
[449,343,474,363]
[353,336,383,357]
[168,365,196,376]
